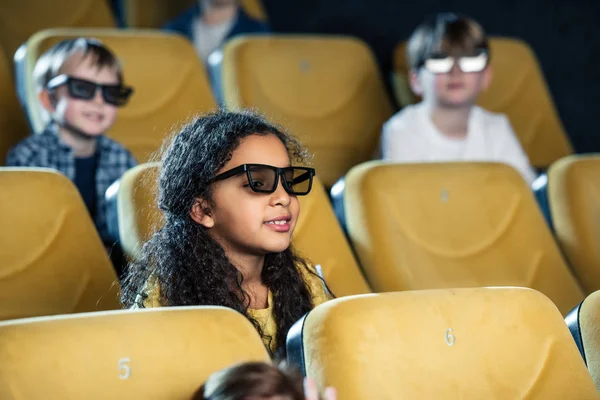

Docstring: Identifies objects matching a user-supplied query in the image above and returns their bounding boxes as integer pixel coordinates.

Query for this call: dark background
[262,0,600,154]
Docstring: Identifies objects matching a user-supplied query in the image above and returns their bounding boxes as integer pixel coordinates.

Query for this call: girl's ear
[190,198,214,228]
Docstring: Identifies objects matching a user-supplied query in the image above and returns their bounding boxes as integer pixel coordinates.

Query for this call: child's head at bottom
[192,362,305,400]
[121,110,318,356]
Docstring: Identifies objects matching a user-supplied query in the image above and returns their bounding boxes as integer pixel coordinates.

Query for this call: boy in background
[381,13,536,185]
[7,38,137,246]
[164,0,269,63]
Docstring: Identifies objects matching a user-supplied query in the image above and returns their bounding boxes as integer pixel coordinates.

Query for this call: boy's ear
[409,68,423,96]
[481,65,493,91]
[190,198,214,228]
[38,90,56,113]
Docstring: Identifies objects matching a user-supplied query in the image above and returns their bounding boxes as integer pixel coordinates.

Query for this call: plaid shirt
[6,124,137,243]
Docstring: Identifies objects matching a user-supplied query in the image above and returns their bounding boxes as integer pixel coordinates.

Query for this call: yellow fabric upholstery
[580,290,600,390]
[343,161,583,315]
[0,168,120,321]
[548,154,600,294]
[124,0,267,28]
[0,40,28,165]
[117,163,370,296]
[22,28,217,162]
[293,177,371,296]
[117,162,163,258]
[240,0,268,21]
[124,0,197,28]
[295,288,599,399]
[223,36,394,187]
[0,307,270,399]
[392,38,573,168]
[0,0,114,62]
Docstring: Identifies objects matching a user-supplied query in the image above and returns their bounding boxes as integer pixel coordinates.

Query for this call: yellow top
[135,263,331,353]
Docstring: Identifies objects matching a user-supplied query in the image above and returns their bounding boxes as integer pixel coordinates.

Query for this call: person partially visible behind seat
[6,38,137,247]
[164,0,270,63]
[192,361,337,400]
[381,13,536,185]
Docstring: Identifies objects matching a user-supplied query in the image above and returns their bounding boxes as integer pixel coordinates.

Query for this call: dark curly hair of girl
[120,110,317,358]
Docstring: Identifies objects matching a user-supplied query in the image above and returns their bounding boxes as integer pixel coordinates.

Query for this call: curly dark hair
[121,110,317,358]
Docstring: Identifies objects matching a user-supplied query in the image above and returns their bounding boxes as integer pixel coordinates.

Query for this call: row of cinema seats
[7,30,391,188]
[1,3,596,397]
[1,287,600,398]
[105,162,371,298]
[3,155,592,322]
[106,155,600,315]
[0,0,263,164]
[6,153,600,322]
[0,166,369,324]
[2,27,575,187]
[0,0,266,59]
[114,0,267,28]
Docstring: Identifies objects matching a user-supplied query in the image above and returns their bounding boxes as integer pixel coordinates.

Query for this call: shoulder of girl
[297,261,318,279]
[298,262,332,304]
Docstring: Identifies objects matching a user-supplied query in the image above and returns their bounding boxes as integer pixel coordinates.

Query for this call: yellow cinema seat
[0,306,269,399]
[0,168,120,321]
[0,40,28,165]
[123,0,267,28]
[292,176,371,297]
[287,288,600,399]
[223,35,394,187]
[340,161,583,315]
[548,154,600,293]
[0,0,114,62]
[566,290,600,390]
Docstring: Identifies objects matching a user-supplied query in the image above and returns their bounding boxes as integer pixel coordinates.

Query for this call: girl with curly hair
[121,110,331,358]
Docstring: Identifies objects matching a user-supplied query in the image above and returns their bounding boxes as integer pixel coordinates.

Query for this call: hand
[304,377,337,400]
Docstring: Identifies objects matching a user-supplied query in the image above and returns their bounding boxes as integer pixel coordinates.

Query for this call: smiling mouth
[264,216,292,232]
[83,112,104,122]
[265,220,290,226]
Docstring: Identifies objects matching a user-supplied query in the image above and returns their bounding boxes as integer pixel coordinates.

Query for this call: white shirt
[192,17,235,62]
[381,103,537,185]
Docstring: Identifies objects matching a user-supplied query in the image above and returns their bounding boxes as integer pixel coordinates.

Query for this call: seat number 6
[445,328,455,346]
